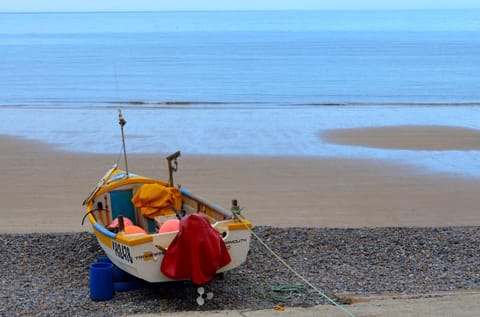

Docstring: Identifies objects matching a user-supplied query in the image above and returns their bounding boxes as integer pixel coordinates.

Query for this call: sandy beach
[1,129,480,233]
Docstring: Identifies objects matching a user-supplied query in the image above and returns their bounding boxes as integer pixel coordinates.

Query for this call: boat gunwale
[85,169,252,247]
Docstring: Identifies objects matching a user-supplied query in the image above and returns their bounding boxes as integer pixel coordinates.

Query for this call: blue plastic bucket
[89,262,114,301]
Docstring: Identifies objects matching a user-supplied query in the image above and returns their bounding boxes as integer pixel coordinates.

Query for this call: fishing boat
[82,111,252,285]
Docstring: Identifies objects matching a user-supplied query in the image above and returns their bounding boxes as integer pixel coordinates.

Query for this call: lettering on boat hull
[225,238,248,245]
[112,241,133,264]
[135,251,163,261]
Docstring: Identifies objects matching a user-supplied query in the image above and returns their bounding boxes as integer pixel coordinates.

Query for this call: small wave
[102,100,277,110]
[3,100,480,111]
[107,100,480,108]
[111,100,227,106]
[298,102,480,107]
[108,100,268,106]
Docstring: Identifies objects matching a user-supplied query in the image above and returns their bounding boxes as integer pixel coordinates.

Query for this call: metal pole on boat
[118,109,129,176]
[166,150,181,187]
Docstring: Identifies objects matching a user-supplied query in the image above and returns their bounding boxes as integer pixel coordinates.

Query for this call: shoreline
[2,134,480,233]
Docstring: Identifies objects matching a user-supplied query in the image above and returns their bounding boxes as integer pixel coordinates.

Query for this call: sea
[1,10,480,176]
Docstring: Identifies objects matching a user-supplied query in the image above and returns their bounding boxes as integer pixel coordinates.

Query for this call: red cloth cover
[160,214,231,285]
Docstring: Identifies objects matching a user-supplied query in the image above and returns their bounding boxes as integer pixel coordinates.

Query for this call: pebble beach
[1,226,479,316]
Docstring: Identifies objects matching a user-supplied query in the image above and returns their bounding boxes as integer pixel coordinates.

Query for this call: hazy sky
[1,0,480,12]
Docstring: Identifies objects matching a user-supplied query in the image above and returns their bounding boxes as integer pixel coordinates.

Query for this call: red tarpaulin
[160,214,232,285]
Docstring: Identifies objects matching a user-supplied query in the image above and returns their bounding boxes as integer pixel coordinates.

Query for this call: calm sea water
[1,10,480,176]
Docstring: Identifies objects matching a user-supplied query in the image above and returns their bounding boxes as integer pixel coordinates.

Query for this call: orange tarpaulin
[131,183,182,219]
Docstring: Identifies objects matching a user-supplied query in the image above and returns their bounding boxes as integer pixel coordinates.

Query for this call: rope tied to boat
[231,207,356,317]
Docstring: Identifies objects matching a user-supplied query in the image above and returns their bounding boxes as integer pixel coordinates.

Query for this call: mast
[118,109,129,176]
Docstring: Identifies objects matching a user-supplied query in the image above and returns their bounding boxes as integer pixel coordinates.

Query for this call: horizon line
[1,7,480,14]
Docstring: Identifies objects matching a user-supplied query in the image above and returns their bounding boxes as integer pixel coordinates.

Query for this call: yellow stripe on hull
[93,226,113,249]
[116,233,153,246]
[228,221,253,231]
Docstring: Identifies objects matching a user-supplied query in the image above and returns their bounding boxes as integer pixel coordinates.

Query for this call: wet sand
[1,130,480,233]
[321,125,480,150]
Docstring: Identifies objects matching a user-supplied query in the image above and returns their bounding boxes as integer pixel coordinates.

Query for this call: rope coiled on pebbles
[232,210,356,317]
[269,284,306,302]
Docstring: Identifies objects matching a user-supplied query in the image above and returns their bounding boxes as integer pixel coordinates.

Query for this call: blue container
[114,281,146,292]
[89,262,114,301]
[97,255,138,282]
[97,255,111,263]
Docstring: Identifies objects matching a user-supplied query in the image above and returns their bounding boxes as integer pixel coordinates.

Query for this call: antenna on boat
[118,109,129,176]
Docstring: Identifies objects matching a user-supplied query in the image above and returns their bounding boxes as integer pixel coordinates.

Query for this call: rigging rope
[116,145,124,167]
[232,210,356,317]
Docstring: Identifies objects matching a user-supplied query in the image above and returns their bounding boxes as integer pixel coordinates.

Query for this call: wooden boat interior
[89,180,238,244]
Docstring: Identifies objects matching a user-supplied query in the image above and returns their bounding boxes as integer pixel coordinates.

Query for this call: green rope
[269,284,306,302]
[272,284,306,293]
[233,211,356,317]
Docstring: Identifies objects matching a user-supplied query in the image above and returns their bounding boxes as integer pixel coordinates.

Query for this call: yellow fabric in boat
[131,183,182,219]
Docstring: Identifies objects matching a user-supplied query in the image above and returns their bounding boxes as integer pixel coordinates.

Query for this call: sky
[1,0,480,12]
